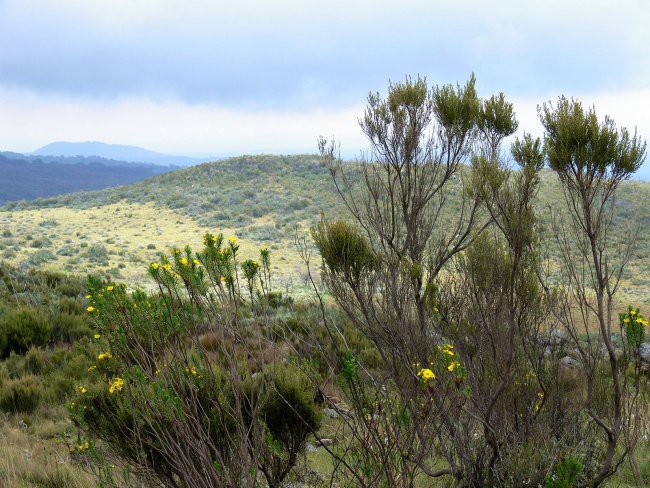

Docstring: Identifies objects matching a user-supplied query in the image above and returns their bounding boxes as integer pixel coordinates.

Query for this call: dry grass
[0,202,309,292]
[0,411,94,488]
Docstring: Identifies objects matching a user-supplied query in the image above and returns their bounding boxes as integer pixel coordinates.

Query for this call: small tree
[314,76,548,486]
[540,97,647,486]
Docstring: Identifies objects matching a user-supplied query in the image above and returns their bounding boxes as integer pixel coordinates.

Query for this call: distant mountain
[0,152,176,204]
[33,141,208,166]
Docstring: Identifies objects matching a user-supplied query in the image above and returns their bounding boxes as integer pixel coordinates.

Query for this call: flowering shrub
[71,234,320,488]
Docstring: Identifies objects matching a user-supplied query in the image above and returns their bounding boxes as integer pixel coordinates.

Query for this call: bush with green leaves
[72,234,320,488]
[0,374,43,413]
[0,307,52,357]
[313,76,649,486]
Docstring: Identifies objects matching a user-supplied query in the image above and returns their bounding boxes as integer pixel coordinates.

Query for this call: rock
[640,343,650,364]
[317,438,334,447]
[559,356,580,369]
[305,442,319,453]
[323,407,339,419]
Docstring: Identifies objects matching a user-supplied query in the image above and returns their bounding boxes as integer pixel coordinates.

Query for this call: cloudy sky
[0,0,648,173]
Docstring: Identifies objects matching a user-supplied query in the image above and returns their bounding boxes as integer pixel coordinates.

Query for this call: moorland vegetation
[0,75,648,487]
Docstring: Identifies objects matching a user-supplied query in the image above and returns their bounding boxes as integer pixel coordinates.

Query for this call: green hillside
[1,154,649,303]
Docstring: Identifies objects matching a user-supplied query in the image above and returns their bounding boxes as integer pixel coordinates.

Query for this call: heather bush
[0,374,43,413]
[72,235,320,487]
[0,307,52,357]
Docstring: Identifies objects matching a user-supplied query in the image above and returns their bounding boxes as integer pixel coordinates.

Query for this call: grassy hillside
[1,154,649,303]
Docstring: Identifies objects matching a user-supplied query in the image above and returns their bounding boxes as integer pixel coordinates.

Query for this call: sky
[0,0,648,175]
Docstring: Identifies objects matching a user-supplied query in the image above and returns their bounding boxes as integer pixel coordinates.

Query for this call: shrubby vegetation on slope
[0,75,649,488]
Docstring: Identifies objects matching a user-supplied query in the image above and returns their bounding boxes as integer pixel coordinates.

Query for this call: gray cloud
[1,0,648,109]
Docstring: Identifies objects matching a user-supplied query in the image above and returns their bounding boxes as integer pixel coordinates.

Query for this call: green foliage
[244,363,322,488]
[544,456,583,488]
[73,240,321,487]
[540,96,646,179]
[0,307,52,357]
[620,306,646,351]
[50,312,93,343]
[312,220,376,285]
[0,374,43,413]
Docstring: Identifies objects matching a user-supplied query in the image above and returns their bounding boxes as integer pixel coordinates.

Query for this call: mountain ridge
[33,141,209,167]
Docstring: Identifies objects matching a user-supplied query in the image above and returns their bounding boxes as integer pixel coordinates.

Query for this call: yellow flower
[163,263,172,271]
[630,310,637,316]
[438,344,454,356]
[173,248,181,255]
[94,333,101,339]
[193,259,200,266]
[179,257,188,266]
[150,262,159,270]
[86,306,95,313]
[417,368,436,382]
[85,294,92,299]
[78,386,87,394]
[108,377,125,394]
[447,361,460,373]
[638,318,647,327]
[623,318,630,324]
[106,285,114,291]
[227,236,238,244]
[98,352,113,360]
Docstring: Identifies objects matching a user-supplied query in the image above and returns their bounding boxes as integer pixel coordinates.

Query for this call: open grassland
[0,202,309,294]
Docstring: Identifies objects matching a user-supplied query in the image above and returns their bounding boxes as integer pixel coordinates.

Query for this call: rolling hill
[0,152,175,204]
[1,154,649,304]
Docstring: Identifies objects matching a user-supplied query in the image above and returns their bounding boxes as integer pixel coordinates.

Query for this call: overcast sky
[0,0,648,173]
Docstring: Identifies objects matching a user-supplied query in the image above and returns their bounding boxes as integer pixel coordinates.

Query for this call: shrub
[244,363,322,488]
[51,312,92,343]
[312,220,376,285]
[23,347,47,375]
[0,308,52,357]
[0,375,42,413]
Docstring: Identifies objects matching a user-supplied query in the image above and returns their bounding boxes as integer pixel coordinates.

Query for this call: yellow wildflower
[193,259,201,266]
[150,262,159,270]
[86,306,95,313]
[630,310,637,316]
[108,377,125,394]
[163,263,172,271]
[179,257,188,266]
[85,294,92,299]
[447,361,460,373]
[78,386,87,394]
[417,368,436,382]
[623,318,630,324]
[106,285,114,291]
[98,352,113,360]
[94,333,101,339]
[227,236,238,244]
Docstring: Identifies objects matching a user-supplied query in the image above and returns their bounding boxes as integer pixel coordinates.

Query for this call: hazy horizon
[1,0,648,175]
